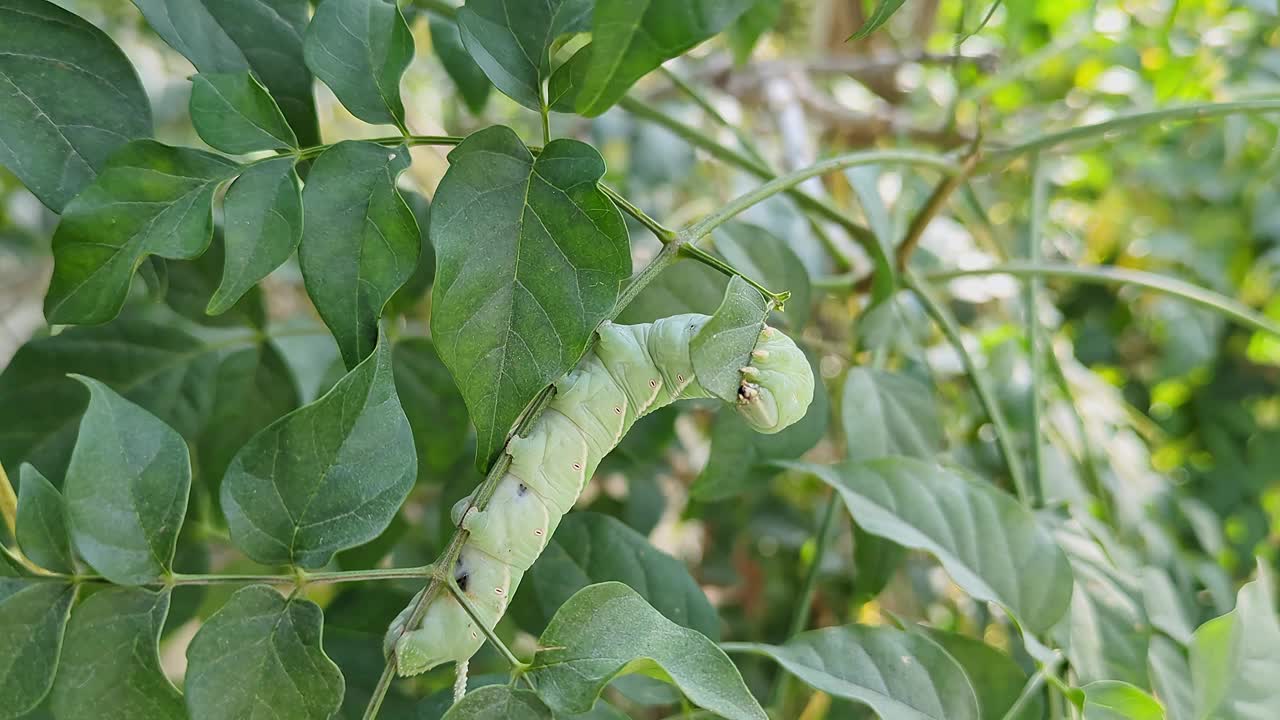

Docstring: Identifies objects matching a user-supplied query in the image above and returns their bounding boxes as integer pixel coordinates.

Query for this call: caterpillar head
[734,326,814,434]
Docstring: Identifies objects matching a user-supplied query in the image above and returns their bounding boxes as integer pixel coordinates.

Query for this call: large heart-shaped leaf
[549,0,754,116]
[724,625,980,720]
[15,464,73,573]
[64,377,191,585]
[793,458,1074,633]
[49,587,184,720]
[528,582,765,720]
[0,579,75,719]
[132,0,318,145]
[430,126,630,470]
[304,0,413,128]
[299,140,419,368]
[841,368,943,461]
[44,141,240,325]
[185,585,344,720]
[510,512,718,638]
[189,72,298,154]
[221,333,415,567]
[1189,561,1280,720]
[0,0,152,212]
[456,0,593,110]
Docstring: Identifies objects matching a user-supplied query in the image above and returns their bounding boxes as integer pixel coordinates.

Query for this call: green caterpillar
[386,313,814,675]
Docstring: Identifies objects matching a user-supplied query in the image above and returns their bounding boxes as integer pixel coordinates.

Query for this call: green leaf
[427,14,493,115]
[510,512,718,638]
[15,464,73,573]
[0,0,152,212]
[528,582,765,720]
[793,458,1073,633]
[185,585,344,720]
[210,157,303,315]
[44,140,240,325]
[299,140,419,368]
[0,579,75,719]
[392,338,470,480]
[1142,566,1196,645]
[1189,561,1280,720]
[841,368,943,461]
[725,625,980,720]
[1148,636,1192,720]
[132,0,319,146]
[1082,681,1166,720]
[430,126,630,470]
[386,190,435,315]
[189,72,298,154]
[715,221,812,330]
[550,0,754,116]
[64,376,191,585]
[914,627,1042,720]
[444,686,552,720]
[0,313,223,484]
[304,0,413,128]
[694,350,828,501]
[163,233,268,329]
[691,275,770,403]
[49,587,184,720]
[221,333,415,568]
[456,0,593,111]
[726,0,783,64]
[849,0,907,40]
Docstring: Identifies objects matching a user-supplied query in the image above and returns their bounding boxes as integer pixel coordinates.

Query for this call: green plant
[1,0,1278,719]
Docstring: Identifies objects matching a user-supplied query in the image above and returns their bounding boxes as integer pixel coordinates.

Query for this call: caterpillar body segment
[388,314,814,675]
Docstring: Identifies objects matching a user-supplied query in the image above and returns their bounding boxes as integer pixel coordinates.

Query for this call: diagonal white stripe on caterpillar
[386,313,814,675]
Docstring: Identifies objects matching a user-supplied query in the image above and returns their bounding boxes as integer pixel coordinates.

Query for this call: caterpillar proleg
[386,313,814,675]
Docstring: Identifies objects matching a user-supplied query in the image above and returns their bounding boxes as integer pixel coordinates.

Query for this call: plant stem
[769,492,841,712]
[680,245,787,304]
[904,269,1033,506]
[1001,654,1064,720]
[1024,155,1046,507]
[21,565,436,587]
[293,134,466,161]
[601,184,677,243]
[0,461,15,539]
[446,579,527,671]
[682,150,960,242]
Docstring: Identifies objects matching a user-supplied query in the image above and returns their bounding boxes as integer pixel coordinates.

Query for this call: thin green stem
[680,245,787,304]
[1042,336,1112,524]
[904,268,1032,505]
[769,492,841,712]
[1024,156,1046,507]
[446,579,527,671]
[0,461,15,539]
[292,134,466,161]
[1001,654,1064,720]
[683,150,961,241]
[601,184,677,243]
[923,262,1280,338]
[20,565,436,587]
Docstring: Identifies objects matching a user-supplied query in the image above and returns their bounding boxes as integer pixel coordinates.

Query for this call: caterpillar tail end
[385,591,484,676]
[734,325,814,434]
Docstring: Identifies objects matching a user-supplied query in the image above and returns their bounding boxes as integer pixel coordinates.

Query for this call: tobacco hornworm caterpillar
[386,313,814,675]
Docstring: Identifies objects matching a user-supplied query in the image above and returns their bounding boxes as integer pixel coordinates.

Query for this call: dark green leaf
[162,233,268,329]
[44,141,239,325]
[915,627,1042,720]
[528,582,765,720]
[726,625,980,720]
[49,587,184,720]
[726,0,783,64]
[841,368,943,461]
[221,333,415,567]
[386,190,435,315]
[304,0,413,127]
[716,221,812,329]
[0,579,75,719]
[15,464,72,573]
[849,0,907,40]
[0,0,152,212]
[510,512,718,638]
[443,686,552,720]
[691,275,771,402]
[615,258,727,324]
[0,313,223,484]
[1081,681,1166,720]
[430,126,630,470]
[299,140,419,367]
[190,72,298,154]
[427,14,493,115]
[456,0,593,110]
[1189,561,1280,720]
[794,458,1074,633]
[64,376,191,585]
[132,0,319,146]
[549,0,754,116]
[392,338,469,480]
[185,585,344,720]
[210,156,303,315]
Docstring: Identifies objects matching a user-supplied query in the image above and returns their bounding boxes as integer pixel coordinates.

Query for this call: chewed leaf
[691,275,770,403]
